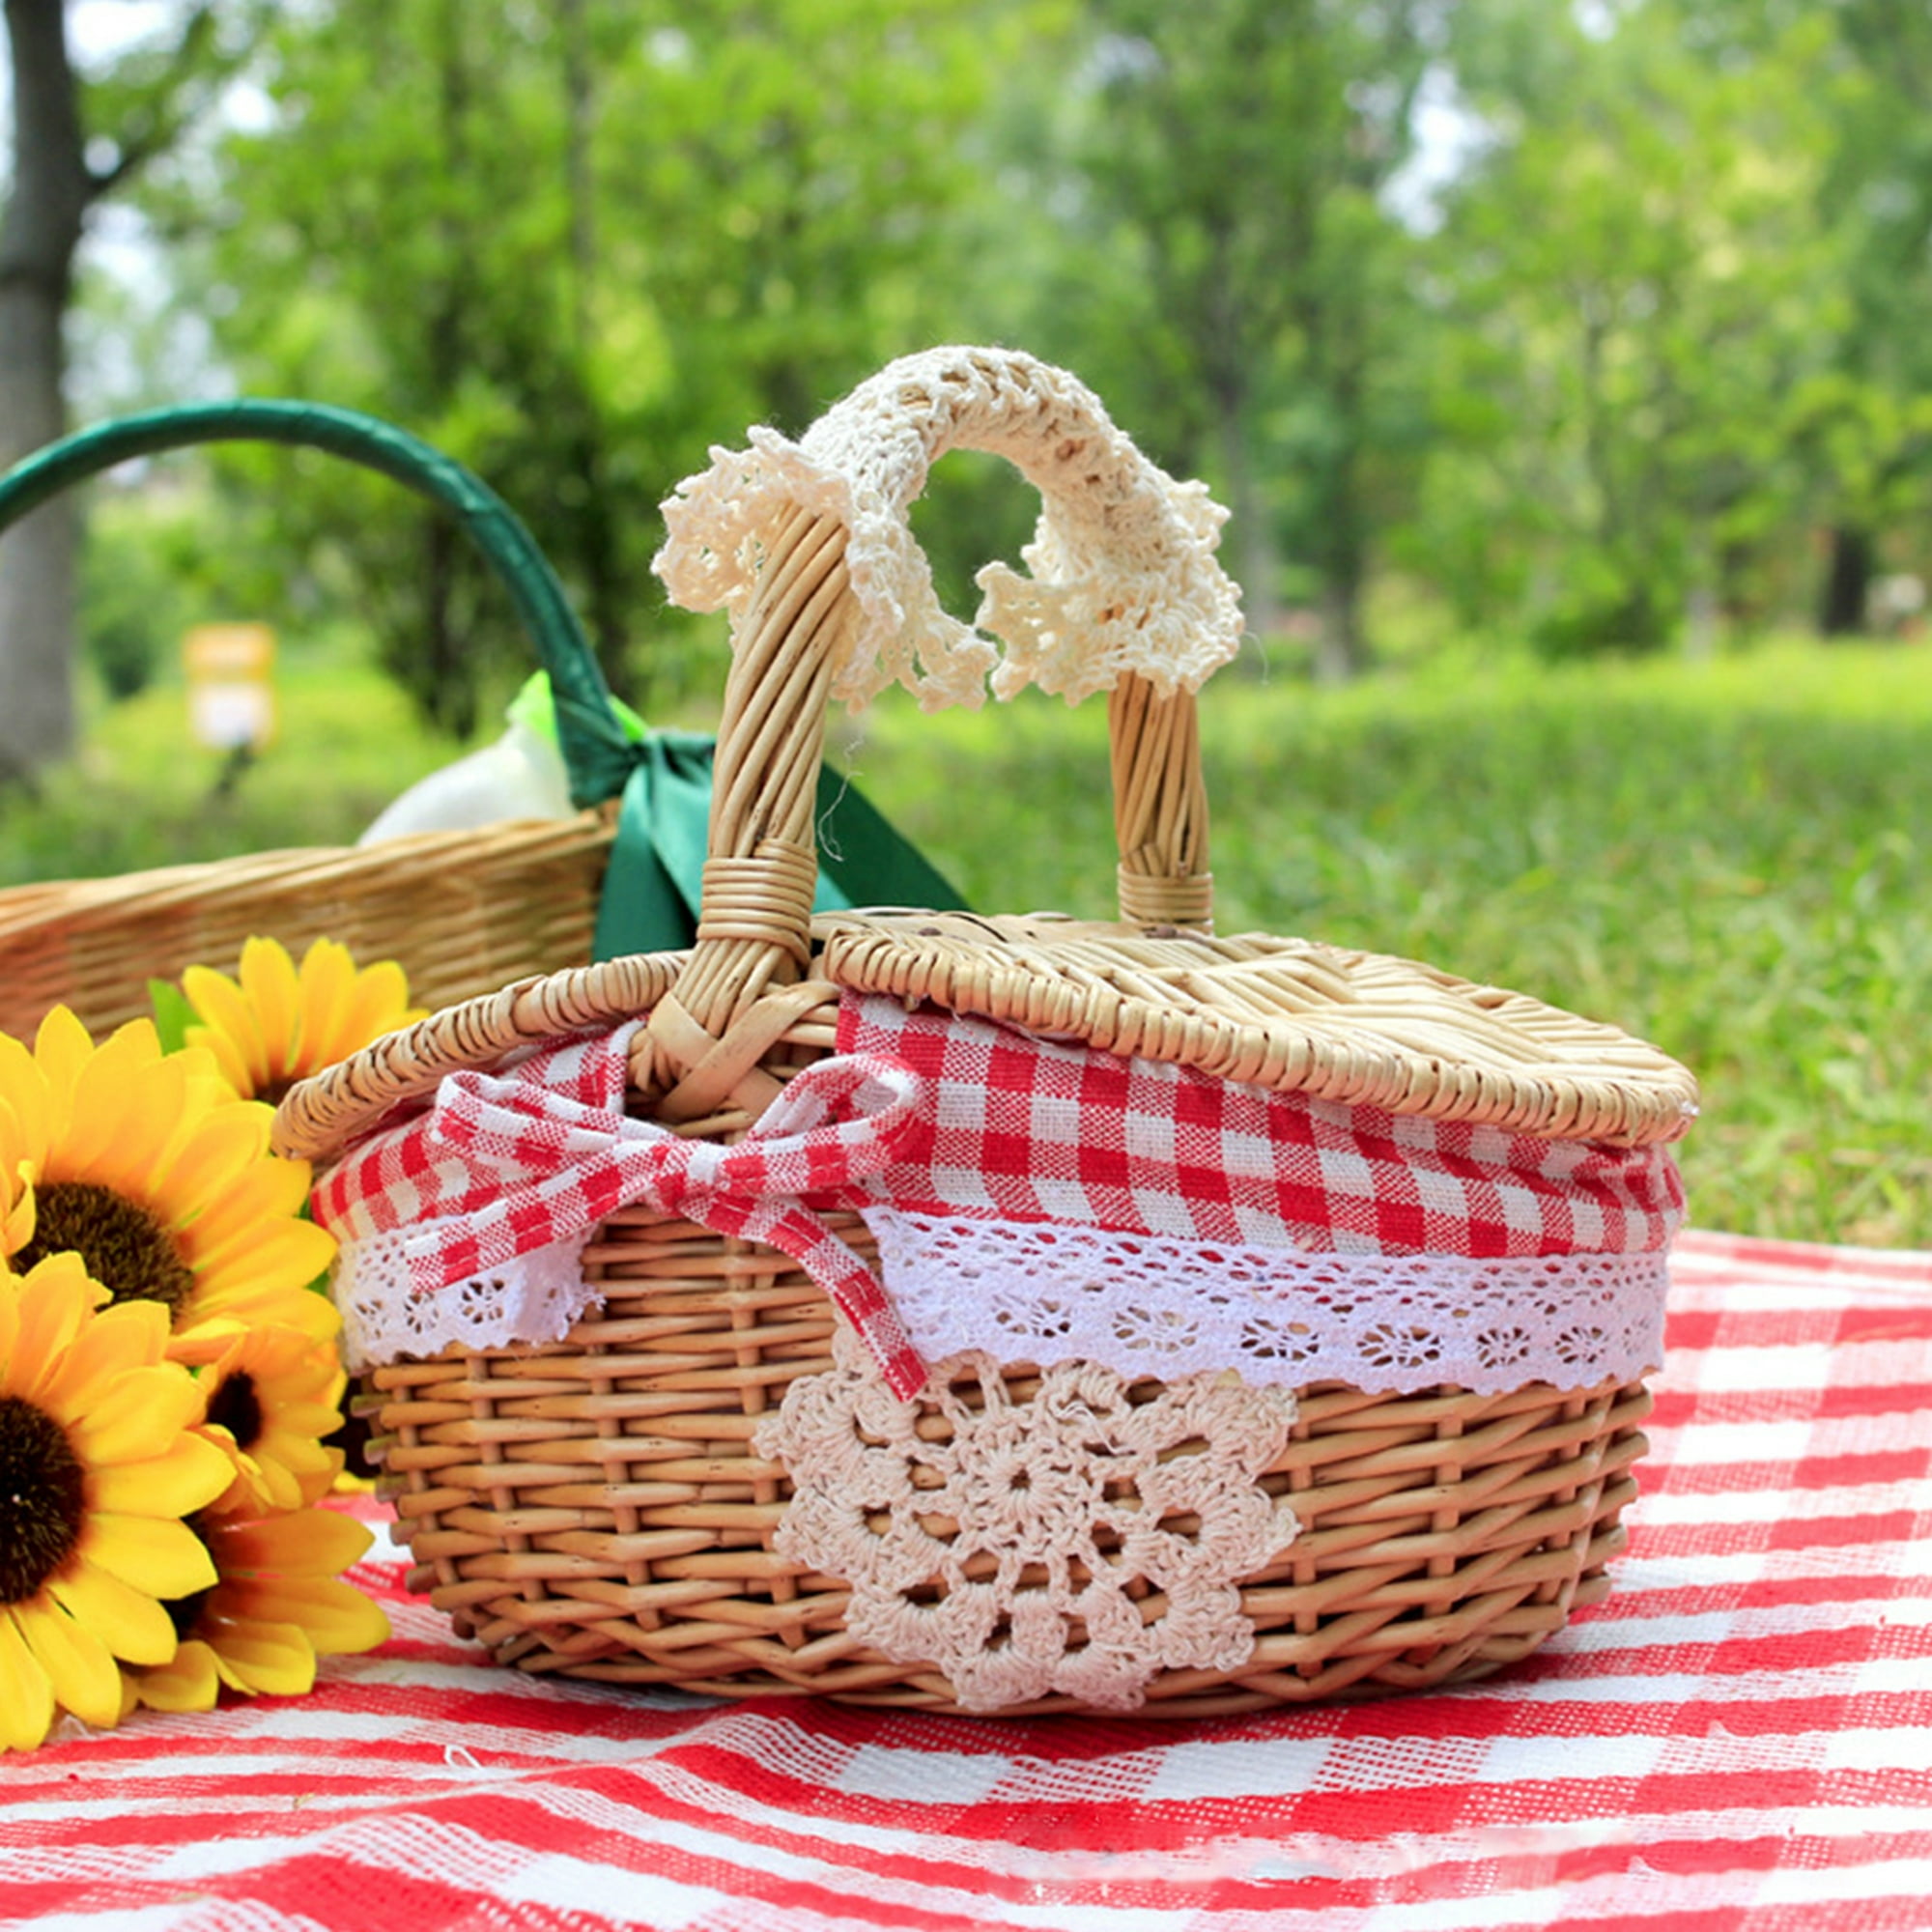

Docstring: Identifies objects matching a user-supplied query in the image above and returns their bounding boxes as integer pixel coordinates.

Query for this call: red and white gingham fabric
[8,1230,1930,1931]
[313,1026,932,1397]
[838,996,1685,1258]
[313,997,1685,1394]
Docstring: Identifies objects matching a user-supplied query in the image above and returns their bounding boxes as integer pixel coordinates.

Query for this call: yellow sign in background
[183,623,277,752]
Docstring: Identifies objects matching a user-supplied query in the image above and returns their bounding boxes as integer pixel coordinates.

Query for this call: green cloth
[504,668,960,958]
[590,728,963,960]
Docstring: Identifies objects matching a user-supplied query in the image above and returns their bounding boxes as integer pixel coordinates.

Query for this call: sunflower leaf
[148,980,195,1056]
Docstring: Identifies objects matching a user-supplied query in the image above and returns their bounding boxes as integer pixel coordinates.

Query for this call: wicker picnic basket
[0,403,634,1038]
[274,347,1698,1717]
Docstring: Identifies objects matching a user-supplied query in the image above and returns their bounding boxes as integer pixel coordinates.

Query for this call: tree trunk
[1819,524,1872,637]
[556,0,627,696]
[1313,335,1368,684]
[1209,380,1284,658]
[0,0,91,784]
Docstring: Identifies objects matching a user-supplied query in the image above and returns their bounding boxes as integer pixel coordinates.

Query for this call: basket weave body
[0,816,611,1039]
[278,350,1695,1717]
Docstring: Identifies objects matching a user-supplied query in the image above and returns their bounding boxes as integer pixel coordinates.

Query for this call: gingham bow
[407,1051,932,1396]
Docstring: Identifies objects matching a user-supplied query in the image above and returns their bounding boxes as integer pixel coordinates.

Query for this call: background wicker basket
[276,348,1697,1717]
[0,402,635,1038]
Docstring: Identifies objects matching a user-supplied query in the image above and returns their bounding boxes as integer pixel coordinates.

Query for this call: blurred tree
[1418,0,1839,655]
[163,0,1050,734]
[1024,0,1441,679]
[1631,0,1932,637]
[1790,1,1932,635]
[71,0,1932,704]
[0,0,243,782]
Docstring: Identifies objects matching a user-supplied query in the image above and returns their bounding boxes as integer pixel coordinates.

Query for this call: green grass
[6,634,1928,1249]
[847,639,1932,1251]
[0,656,470,884]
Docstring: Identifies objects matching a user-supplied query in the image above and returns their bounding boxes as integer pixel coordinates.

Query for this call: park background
[0,0,1927,1248]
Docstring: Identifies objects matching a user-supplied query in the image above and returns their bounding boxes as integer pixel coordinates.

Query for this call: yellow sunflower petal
[88,1431,234,1520]
[179,1025,251,1102]
[170,1302,334,1370]
[307,957,418,1069]
[146,1105,272,1230]
[14,1597,124,1730]
[63,1363,203,1465]
[179,1225,340,1329]
[7,1254,107,1403]
[272,1414,350,1469]
[1,1162,36,1262]
[108,1072,216,1200]
[254,1436,340,1509]
[278,1389,351,1431]
[216,1507,373,1577]
[159,1316,249,1370]
[56,1031,179,1186]
[127,1638,219,1714]
[33,1007,103,1099]
[173,1151,311,1252]
[199,1615,316,1697]
[0,1035,50,1160]
[205,1444,298,1516]
[0,1611,55,1752]
[294,941,357,1059]
[240,1322,346,1400]
[302,1447,349,1507]
[225,1577,389,1657]
[239,939,304,1081]
[81,1513,218,1601]
[48,1558,179,1667]
[182,966,271,1097]
[29,1294,168,1415]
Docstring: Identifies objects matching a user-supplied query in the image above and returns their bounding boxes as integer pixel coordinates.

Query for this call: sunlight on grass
[850,639,1932,1250]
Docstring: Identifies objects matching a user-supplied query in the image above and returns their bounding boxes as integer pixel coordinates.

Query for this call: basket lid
[817,910,1697,1148]
[272,906,1696,1163]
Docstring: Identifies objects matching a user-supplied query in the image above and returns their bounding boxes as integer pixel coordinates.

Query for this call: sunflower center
[14,1180,197,1318]
[0,1396,87,1604]
[207,1371,265,1452]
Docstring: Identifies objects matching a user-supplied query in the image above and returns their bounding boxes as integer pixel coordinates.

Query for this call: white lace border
[335,1208,1668,1396]
[862,1209,1668,1395]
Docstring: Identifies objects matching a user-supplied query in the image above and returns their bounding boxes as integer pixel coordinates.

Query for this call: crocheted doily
[759,1327,1300,1713]
[653,345,1245,711]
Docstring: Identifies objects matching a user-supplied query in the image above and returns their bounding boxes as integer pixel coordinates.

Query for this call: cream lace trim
[865,1209,1671,1395]
[333,1227,599,1371]
[337,1202,1670,1390]
[653,345,1244,710]
[760,1328,1299,1713]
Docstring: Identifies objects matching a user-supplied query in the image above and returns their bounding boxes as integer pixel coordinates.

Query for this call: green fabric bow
[510,673,962,960]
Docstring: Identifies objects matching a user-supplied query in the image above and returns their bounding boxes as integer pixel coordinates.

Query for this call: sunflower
[0,1252,233,1751]
[194,1321,347,1514]
[182,937,425,1106]
[0,1009,338,1354]
[122,1505,389,1715]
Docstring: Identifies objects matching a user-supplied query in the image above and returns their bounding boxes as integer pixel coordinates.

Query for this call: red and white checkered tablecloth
[5,1229,1930,1932]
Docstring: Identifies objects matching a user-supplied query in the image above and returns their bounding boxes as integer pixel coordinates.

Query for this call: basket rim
[272,906,1697,1162]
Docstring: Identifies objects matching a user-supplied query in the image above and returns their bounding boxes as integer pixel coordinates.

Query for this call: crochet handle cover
[650,347,1244,1052]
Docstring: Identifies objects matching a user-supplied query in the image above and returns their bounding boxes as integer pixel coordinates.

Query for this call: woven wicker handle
[650,348,1242,1062]
[0,402,634,810]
